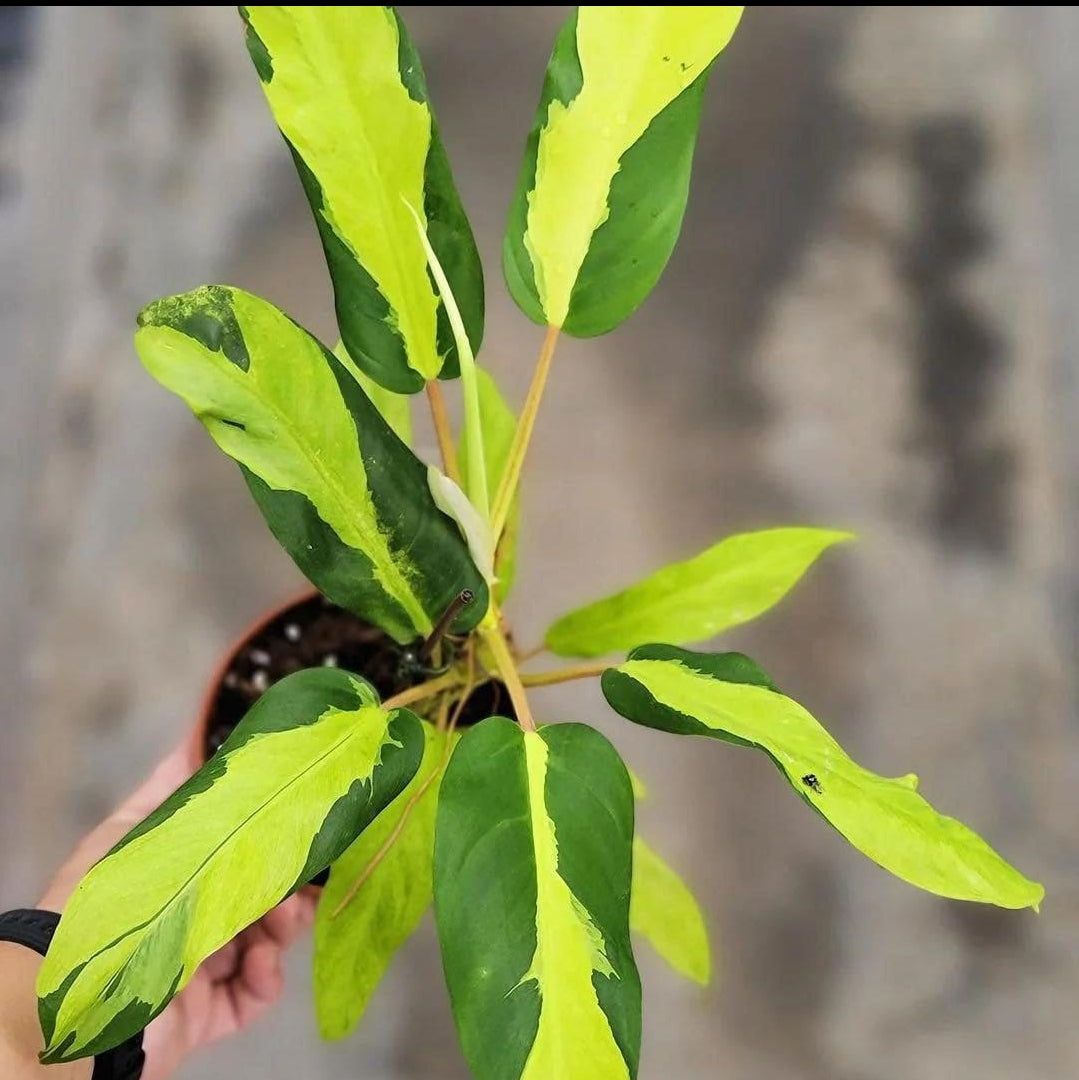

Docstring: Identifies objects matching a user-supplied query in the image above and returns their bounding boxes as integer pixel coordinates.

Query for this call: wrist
[0,942,91,1080]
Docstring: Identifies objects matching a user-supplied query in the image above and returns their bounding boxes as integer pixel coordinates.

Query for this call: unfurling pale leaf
[547,527,850,658]
[315,723,458,1040]
[38,669,424,1063]
[631,837,711,986]
[435,718,640,1080]
[603,646,1044,910]
[428,466,496,584]
[505,6,743,334]
[136,285,488,643]
[459,367,522,601]
[242,6,483,392]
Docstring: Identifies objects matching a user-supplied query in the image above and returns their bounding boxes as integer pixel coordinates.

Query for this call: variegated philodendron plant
[37,7,1043,1078]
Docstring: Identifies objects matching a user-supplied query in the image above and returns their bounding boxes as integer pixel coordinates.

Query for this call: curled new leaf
[505,6,743,334]
[435,718,640,1080]
[547,527,850,658]
[603,646,1044,910]
[37,669,424,1063]
[135,285,488,643]
[459,367,522,601]
[242,6,483,392]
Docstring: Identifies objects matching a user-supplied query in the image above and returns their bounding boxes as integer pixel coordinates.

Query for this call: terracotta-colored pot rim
[188,587,320,768]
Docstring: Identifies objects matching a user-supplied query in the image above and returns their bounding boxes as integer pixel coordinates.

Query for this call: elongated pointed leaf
[459,367,521,600]
[38,669,424,1063]
[435,718,640,1080]
[315,723,456,1040]
[631,838,711,986]
[548,528,850,658]
[136,286,488,643]
[603,646,1044,909]
[334,342,413,446]
[505,7,743,334]
[242,6,483,392]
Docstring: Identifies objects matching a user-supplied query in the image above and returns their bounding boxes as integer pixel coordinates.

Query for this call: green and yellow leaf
[334,341,413,446]
[136,285,488,644]
[459,367,521,601]
[603,646,1044,909]
[38,669,424,1063]
[631,837,711,986]
[242,6,483,393]
[547,527,850,658]
[505,6,743,335]
[315,723,457,1040]
[435,718,640,1080]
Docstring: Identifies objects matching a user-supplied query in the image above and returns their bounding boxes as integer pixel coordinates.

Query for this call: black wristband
[0,909,145,1080]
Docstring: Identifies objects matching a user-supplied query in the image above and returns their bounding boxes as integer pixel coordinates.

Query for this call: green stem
[382,670,462,711]
[426,380,460,484]
[520,662,608,688]
[480,613,535,732]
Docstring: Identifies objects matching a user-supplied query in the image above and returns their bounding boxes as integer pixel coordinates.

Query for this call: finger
[224,939,283,1029]
[203,939,240,983]
[142,975,209,1080]
[259,895,315,949]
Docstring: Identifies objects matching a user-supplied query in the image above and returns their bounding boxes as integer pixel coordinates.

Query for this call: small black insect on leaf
[801,773,823,794]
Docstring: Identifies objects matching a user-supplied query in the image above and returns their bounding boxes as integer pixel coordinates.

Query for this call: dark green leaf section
[562,74,709,336]
[434,718,535,1080]
[288,148,411,392]
[603,644,778,745]
[603,645,1045,909]
[434,717,639,1080]
[396,11,485,383]
[503,10,582,328]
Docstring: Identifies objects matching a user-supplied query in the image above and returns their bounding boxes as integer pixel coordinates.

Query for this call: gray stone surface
[1,6,1075,1079]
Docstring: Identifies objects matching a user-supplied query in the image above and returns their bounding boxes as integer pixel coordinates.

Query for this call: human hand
[39,744,317,1080]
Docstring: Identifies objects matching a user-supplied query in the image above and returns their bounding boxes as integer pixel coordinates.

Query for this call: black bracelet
[0,909,145,1080]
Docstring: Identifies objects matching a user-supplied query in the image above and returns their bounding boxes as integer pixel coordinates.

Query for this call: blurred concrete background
[1,6,1076,1079]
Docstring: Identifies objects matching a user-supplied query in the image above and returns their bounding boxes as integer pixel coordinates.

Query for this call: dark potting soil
[204,594,512,758]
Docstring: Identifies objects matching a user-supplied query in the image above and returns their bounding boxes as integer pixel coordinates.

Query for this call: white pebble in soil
[248,648,271,667]
[284,623,301,642]
[322,653,338,668]
[251,670,269,693]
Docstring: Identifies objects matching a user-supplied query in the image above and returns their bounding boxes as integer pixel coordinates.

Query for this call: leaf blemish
[801,773,823,794]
